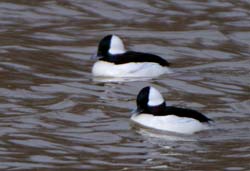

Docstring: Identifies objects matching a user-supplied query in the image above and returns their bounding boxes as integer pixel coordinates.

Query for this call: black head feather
[97,35,112,57]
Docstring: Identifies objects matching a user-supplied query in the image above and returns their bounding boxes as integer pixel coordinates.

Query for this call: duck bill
[131,108,142,117]
[91,53,101,60]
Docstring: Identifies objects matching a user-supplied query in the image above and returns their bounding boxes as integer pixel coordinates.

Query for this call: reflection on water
[0,0,250,170]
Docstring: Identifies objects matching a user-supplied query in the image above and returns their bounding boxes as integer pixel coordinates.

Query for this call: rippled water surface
[0,0,250,170]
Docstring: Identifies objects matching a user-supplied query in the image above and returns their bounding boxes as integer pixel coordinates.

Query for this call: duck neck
[147,102,166,116]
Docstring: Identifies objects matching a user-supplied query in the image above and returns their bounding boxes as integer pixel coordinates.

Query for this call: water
[0,0,250,170]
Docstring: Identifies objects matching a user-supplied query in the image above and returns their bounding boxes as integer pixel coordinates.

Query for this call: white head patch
[109,35,126,55]
[148,87,164,106]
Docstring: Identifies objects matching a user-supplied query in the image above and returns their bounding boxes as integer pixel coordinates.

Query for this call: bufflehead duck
[92,35,171,77]
[131,86,213,134]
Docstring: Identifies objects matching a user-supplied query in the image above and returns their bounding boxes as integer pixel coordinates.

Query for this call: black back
[164,106,212,123]
[100,51,170,66]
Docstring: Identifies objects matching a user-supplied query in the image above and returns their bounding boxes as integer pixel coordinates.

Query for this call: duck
[92,35,171,77]
[131,86,213,134]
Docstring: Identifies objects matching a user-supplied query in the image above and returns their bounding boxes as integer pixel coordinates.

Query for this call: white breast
[92,61,171,77]
[131,114,210,134]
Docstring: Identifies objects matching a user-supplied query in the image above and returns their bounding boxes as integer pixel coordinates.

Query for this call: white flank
[108,35,126,54]
[148,87,164,106]
[131,114,210,134]
[92,61,171,77]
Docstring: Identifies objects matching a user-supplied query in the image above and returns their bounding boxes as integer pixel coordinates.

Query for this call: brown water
[0,0,250,170]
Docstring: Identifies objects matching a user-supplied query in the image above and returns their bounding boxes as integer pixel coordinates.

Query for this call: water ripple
[0,0,250,170]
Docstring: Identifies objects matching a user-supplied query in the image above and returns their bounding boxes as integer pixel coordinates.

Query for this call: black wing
[164,106,212,123]
[100,51,170,66]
